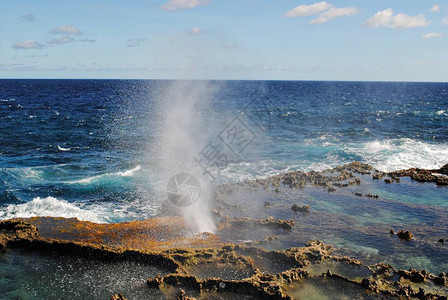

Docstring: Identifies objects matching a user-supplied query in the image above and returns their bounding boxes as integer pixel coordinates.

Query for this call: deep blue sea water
[0,79,447,223]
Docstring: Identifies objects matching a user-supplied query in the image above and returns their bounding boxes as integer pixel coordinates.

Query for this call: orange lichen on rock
[14,216,224,251]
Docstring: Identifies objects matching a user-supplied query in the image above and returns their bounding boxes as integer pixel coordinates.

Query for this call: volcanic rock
[397,230,413,241]
[439,163,448,175]
[110,294,128,300]
[291,204,310,213]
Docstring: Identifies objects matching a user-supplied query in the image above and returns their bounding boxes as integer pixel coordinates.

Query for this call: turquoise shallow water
[218,175,448,274]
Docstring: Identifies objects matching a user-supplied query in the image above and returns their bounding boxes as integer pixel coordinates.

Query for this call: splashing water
[154,81,222,233]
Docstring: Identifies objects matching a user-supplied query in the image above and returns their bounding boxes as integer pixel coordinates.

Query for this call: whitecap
[344,138,448,172]
[68,165,141,184]
[57,145,71,151]
[0,196,106,223]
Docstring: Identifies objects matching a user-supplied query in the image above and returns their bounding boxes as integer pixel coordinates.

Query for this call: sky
[1,0,448,81]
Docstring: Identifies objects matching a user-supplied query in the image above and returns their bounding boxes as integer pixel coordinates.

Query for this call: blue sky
[1,0,448,81]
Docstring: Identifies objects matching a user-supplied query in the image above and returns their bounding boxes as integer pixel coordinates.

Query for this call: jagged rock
[264,235,278,242]
[439,163,448,175]
[177,289,197,300]
[384,178,393,184]
[434,272,447,286]
[110,293,128,300]
[397,230,413,241]
[373,173,383,180]
[366,193,379,198]
[291,204,310,213]
[398,269,427,283]
[349,178,361,185]
[436,177,448,186]
[0,235,6,252]
[355,192,362,197]
[3,216,448,300]
[390,229,395,235]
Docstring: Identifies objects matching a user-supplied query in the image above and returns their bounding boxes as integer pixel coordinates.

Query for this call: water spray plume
[156,80,220,233]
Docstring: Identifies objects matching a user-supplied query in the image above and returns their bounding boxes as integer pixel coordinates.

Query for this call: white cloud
[285,1,331,18]
[21,13,34,22]
[364,8,430,29]
[188,27,203,35]
[311,7,359,24]
[422,32,444,39]
[441,18,448,25]
[48,36,75,44]
[50,25,81,35]
[12,40,44,50]
[430,5,440,12]
[285,2,359,24]
[161,0,211,11]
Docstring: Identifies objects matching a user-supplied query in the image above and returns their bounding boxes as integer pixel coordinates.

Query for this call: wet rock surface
[1,219,447,299]
[396,230,414,241]
[389,163,448,185]
[110,293,128,300]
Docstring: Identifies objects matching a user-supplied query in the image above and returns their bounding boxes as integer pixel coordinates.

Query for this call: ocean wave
[345,138,448,172]
[57,145,71,151]
[69,165,141,184]
[0,196,106,223]
[219,138,448,182]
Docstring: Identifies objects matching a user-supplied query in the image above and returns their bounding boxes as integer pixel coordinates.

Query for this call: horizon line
[1,77,447,84]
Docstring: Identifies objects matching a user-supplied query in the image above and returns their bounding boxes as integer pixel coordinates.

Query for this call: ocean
[0,79,447,224]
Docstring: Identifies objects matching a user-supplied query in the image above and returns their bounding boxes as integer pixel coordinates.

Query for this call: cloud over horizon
[50,25,81,35]
[422,32,444,39]
[285,1,331,18]
[285,1,359,24]
[161,0,211,12]
[364,8,429,29]
[12,40,44,50]
[311,7,359,24]
[429,5,440,13]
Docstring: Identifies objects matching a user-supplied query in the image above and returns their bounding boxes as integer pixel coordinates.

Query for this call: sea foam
[69,165,141,184]
[345,138,448,172]
[0,196,106,223]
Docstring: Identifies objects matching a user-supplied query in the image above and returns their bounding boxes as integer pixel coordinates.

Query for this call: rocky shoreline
[1,219,447,299]
[1,162,447,299]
